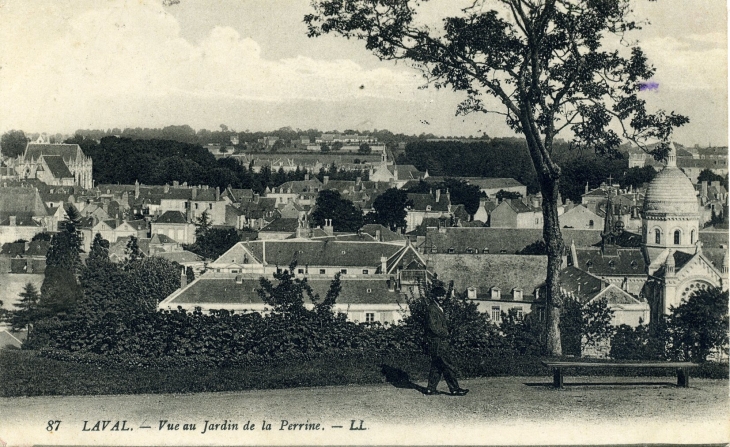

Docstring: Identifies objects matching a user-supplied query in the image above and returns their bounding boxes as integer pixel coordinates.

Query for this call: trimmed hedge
[3,349,727,397]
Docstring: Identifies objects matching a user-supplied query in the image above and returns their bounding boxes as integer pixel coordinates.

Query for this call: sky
[0,0,726,145]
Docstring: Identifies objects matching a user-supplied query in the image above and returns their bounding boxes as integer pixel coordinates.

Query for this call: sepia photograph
[0,0,727,445]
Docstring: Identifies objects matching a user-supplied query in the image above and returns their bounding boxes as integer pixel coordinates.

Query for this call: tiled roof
[0,187,49,216]
[24,143,83,162]
[155,250,203,263]
[574,247,646,276]
[407,192,450,212]
[699,230,729,248]
[428,254,546,299]
[424,227,603,254]
[166,275,406,306]
[239,240,405,268]
[360,224,404,242]
[155,211,188,224]
[42,155,73,179]
[260,218,300,233]
[150,233,177,244]
[124,219,148,231]
[0,213,42,226]
[558,266,639,305]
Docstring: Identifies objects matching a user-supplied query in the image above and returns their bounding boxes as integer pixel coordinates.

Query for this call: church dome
[643,146,698,216]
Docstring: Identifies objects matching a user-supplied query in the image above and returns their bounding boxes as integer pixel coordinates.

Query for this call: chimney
[305,173,310,181]
[180,267,187,289]
[570,240,578,266]
[380,255,388,273]
[375,229,382,242]
[356,176,362,185]
[164,184,170,193]
[192,186,197,200]
[134,180,140,199]
[215,187,220,201]
[323,175,329,185]
[435,189,441,203]
[531,196,540,208]
[323,218,334,236]
[9,215,16,226]
[702,181,709,198]
[173,180,179,187]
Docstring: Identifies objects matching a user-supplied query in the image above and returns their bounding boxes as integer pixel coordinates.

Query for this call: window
[231,269,239,274]
[483,248,489,254]
[297,269,304,274]
[362,269,369,275]
[365,312,375,323]
[209,203,213,210]
[426,205,432,211]
[491,306,501,322]
[466,248,473,254]
[366,288,372,293]
[655,229,661,244]
[589,219,594,228]
[535,218,539,224]
[691,230,696,244]
[341,269,348,274]
[513,307,524,320]
[674,230,681,245]
[467,287,477,299]
[319,269,326,275]
[448,248,455,254]
[341,250,346,254]
[431,246,437,254]
[195,203,199,210]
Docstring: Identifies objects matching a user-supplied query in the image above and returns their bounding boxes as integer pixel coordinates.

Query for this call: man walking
[424,294,468,396]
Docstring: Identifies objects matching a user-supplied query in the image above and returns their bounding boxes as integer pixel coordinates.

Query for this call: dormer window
[426,205,432,211]
[467,287,477,299]
[448,248,455,254]
[483,248,489,254]
[491,287,501,300]
[608,260,616,269]
[431,245,437,253]
[466,248,473,254]
[512,288,523,301]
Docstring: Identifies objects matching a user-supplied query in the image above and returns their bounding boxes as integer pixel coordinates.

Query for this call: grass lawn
[1,349,727,397]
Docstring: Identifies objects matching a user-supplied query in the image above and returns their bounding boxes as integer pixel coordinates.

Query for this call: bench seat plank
[541,361,696,368]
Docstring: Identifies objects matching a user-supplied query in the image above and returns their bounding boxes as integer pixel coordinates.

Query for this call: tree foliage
[310,190,364,232]
[306,0,688,356]
[668,288,728,362]
[1,130,28,158]
[9,283,42,332]
[370,188,412,231]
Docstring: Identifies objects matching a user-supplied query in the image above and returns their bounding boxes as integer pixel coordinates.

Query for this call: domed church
[641,143,727,321]
[569,143,728,325]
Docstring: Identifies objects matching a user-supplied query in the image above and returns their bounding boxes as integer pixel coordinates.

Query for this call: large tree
[1,130,28,158]
[311,189,364,232]
[306,0,688,355]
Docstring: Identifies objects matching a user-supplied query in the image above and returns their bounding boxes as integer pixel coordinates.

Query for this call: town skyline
[0,0,726,146]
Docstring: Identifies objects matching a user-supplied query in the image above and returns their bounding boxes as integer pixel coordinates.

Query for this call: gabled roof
[259,218,300,234]
[574,247,646,276]
[407,192,450,212]
[150,233,177,245]
[0,187,49,216]
[25,240,50,257]
[360,224,404,242]
[42,155,73,179]
[558,266,641,305]
[122,219,148,231]
[0,213,42,226]
[155,211,188,224]
[24,143,84,163]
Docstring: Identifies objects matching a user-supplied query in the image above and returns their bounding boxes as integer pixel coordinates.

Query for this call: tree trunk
[540,176,565,356]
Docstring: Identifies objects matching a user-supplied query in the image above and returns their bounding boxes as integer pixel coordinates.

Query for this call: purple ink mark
[640,81,659,91]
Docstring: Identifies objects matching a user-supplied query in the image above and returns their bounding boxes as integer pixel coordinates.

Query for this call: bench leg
[553,367,563,388]
[677,368,689,388]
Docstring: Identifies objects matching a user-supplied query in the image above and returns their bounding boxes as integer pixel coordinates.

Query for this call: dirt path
[1,376,727,445]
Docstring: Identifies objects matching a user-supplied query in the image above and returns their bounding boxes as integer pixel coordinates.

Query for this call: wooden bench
[541,360,698,388]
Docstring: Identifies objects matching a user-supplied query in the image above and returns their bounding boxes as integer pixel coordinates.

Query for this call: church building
[10,137,93,189]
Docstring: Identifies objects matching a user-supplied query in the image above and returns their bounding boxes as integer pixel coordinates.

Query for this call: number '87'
[47,420,61,431]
